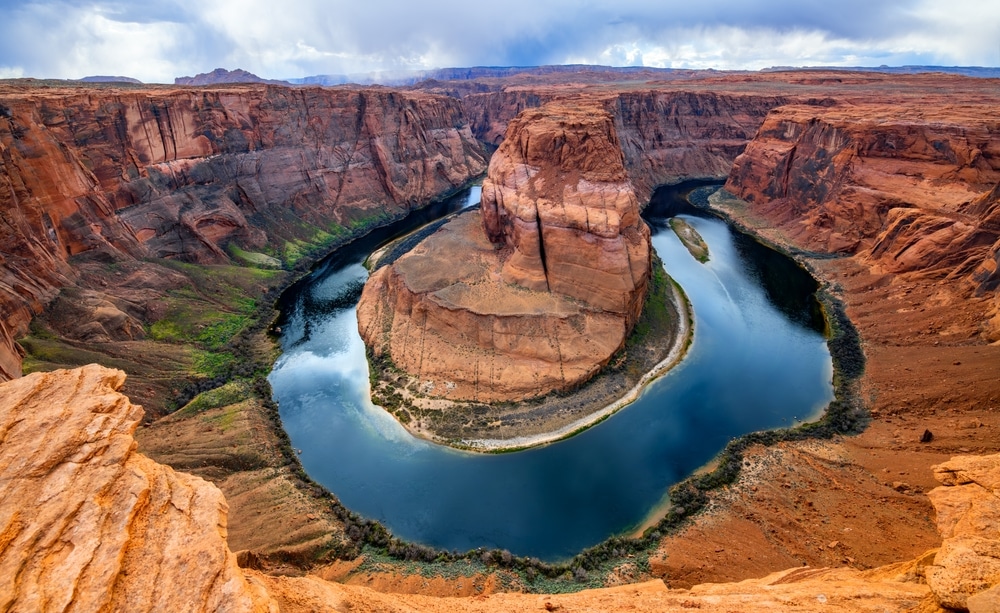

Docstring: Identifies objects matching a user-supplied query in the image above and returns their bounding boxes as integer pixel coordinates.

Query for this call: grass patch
[191,349,237,378]
[197,313,251,350]
[155,259,280,298]
[201,400,250,432]
[177,379,253,417]
[626,253,672,349]
[227,243,282,268]
[19,336,134,372]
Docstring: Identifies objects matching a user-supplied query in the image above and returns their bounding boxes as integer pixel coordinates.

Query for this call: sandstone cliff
[609,90,792,202]
[459,88,788,201]
[0,84,487,380]
[0,365,277,612]
[357,101,651,402]
[926,454,1000,610]
[726,101,1000,339]
[480,103,651,319]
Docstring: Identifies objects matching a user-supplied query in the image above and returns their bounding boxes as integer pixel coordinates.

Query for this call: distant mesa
[288,64,687,87]
[78,75,143,84]
[174,68,289,86]
[761,65,1000,79]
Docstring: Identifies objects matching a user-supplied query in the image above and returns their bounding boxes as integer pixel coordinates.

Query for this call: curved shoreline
[439,277,693,452]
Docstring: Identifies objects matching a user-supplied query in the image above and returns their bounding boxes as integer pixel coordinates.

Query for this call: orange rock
[926,455,1000,610]
[358,100,651,402]
[0,365,277,612]
[481,102,650,318]
[726,102,1000,340]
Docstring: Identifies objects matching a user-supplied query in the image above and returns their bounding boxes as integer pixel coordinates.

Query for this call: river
[269,182,833,562]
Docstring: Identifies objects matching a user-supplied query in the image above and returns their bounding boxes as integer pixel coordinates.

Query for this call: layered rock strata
[726,102,1000,339]
[0,84,486,380]
[459,89,789,202]
[0,365,276,612]
[926,454,1000,610]
[358,101,651,401]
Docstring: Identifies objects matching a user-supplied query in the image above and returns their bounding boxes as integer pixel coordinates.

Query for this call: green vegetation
[626,253,672,350]
[669,218,710,263]
[176,380,253,417]
[19,336,135,373]
[191,349,238,379]
[227,243,282,268]
[281,211,396,268]
[201,401,247,432]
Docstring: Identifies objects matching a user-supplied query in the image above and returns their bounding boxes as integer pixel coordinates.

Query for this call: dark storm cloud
[0,0,993,82]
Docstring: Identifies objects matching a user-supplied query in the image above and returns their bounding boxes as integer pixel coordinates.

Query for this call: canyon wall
[726,102,1000,339]
[0,84,487,380]
[358,101,651,402]
[459,89,790,201]
[608,91,793,202]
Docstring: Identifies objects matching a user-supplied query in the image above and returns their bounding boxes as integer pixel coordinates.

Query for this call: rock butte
[358,101,651,401]
[2,365,999,612]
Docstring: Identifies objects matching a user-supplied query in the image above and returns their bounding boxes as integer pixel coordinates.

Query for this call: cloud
[0,0,995,83]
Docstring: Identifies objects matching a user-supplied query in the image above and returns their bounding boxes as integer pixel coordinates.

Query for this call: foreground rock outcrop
[0,83,487,380]
[0,365,276,612]
[357,101,650,402]
[926,455,1000,610]
[5,364,1000,612]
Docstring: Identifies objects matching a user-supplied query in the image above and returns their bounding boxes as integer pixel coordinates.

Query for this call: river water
[269,183,833,561]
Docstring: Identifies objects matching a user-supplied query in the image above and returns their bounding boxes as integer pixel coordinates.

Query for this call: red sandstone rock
[6,363,1000,612]
[358,101,651,402]
[358,212,630,401]
[726,102,1000,339]
[481,103,650,318]
[0,84,487,379]
[460,89,787,202]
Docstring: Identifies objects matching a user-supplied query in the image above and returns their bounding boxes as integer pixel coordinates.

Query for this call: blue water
[269,183,833,561]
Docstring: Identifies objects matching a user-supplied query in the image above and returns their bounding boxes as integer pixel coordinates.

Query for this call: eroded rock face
[460,89,789,202]
[926,454,1000,610]
[358,101,651,402]
[0,84,487,380]
[3,363,1000,612]
[481,103,651,319]
[0,365,276,612]
[726,102,1000,339]
[609,91,792,202]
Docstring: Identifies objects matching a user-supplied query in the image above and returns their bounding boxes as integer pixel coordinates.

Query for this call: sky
[0,0,998,83]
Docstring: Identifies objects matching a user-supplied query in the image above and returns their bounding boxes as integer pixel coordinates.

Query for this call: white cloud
[0,0,996,82]
[0,66,25,79]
